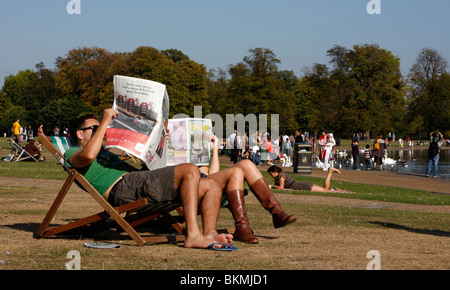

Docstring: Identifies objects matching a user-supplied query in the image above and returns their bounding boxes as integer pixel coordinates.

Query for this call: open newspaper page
[167,118,212,166]
[105,75,170,170]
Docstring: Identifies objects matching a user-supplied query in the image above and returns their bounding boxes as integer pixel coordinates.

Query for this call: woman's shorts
[289,181,313,191]
[108,166,179,207]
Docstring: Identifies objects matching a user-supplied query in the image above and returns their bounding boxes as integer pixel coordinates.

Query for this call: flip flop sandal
[207,243,239,251]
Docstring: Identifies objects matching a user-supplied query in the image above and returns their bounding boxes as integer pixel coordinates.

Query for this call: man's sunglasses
[79,125,99,133]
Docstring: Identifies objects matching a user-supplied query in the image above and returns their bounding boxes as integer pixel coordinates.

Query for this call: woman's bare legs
[310,167,341,192]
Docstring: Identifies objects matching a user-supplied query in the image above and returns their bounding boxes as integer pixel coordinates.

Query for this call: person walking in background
[37,124,44,136]
[322,133,336,171]
[318,130,328,162]
[426,131,445,178]
[54,126,60,137]
[12,118,21,143]
[363,144,372,170]
[28,125,34,140]
[372,134,386,170]
[351,139,360,170]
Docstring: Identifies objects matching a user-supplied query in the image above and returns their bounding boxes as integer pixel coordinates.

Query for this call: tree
[2,69,38,107]
[344,44,405,136]
[55,47,125,113]
[40,98,91,135]
[243,48,281,78]
[125,46,209,117]
[1,68,48,127]
[408,48,449,134]
[298,44,405,137]
[207,48,299,133]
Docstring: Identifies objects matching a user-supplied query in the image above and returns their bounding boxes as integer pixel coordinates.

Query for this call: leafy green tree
[2,69,38,107]
[126,46,209,117]
[208,48,300,133]
[343,44,404,136]
[55,47,125,113]
[407,48,449,135]
[0,105,27,136]
[40,98,91,134]
[298,44,405,138]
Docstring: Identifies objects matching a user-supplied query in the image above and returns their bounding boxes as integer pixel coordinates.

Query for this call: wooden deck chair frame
[35,133,185,246]
[9,139,39,162]
[119,151,139,164]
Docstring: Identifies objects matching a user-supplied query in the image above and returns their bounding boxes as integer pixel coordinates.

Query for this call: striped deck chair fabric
[49,136,76,168]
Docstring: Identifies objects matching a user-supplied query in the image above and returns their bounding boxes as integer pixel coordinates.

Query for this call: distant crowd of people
[9,118,68,144]
[221,129,315,166]
[222,128,449,178]
[7,119,70,162]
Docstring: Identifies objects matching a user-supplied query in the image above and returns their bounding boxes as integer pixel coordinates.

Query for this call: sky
[0,0,449,88]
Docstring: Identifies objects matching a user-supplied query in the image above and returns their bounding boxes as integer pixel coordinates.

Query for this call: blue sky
[1,0,449,87]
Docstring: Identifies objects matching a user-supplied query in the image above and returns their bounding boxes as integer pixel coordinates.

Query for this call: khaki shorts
[108,166,179,207]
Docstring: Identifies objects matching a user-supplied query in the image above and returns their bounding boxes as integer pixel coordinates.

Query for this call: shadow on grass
[370,221,450,237]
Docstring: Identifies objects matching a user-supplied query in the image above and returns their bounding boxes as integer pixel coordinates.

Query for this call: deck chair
[8,139,39,162]
[119,151,139,164]
[35,133,185,246]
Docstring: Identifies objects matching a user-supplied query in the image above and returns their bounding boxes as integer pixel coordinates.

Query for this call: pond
[331,147,450,180]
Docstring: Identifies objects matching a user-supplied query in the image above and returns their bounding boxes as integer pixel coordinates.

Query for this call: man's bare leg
[174,164,218,249]
[199,178,233,246]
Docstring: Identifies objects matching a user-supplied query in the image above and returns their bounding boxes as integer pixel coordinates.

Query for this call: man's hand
[210,134,219,150]
[165,129,170,143]
[102,108,119,124]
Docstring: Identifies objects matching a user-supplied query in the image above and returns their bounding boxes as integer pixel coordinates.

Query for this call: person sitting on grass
[65,108,233,250]
[267,165,344,192]
[25,139,45,161]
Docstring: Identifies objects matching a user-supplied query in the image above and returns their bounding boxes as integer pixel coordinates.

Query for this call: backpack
[428,140,439,158]
[373,140,380,151]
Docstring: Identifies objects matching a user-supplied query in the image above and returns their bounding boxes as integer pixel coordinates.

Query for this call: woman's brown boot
[249,178,297,228]
[226,189,259,244]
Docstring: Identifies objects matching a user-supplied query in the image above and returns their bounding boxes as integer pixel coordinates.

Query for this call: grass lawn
[0,137,448,270]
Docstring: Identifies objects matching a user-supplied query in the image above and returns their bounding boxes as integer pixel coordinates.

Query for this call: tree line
[0,44,448,140]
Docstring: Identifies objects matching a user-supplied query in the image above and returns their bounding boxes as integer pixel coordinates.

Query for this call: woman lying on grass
[267,165,353,193]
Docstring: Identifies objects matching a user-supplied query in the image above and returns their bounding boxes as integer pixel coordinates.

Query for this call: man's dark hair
[69,114,98,143]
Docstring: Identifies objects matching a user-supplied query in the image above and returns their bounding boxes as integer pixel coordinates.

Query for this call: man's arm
[68,108,118,168]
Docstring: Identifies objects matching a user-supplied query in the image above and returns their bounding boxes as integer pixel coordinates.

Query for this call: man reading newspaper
[64,108,234,250]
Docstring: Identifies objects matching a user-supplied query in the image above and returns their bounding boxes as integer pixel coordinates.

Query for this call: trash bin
[259,148,268,164]
[293,144,312,174]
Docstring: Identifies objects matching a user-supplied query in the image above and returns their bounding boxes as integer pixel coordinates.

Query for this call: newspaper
[167,118,212,166]
[105,75,170,170]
